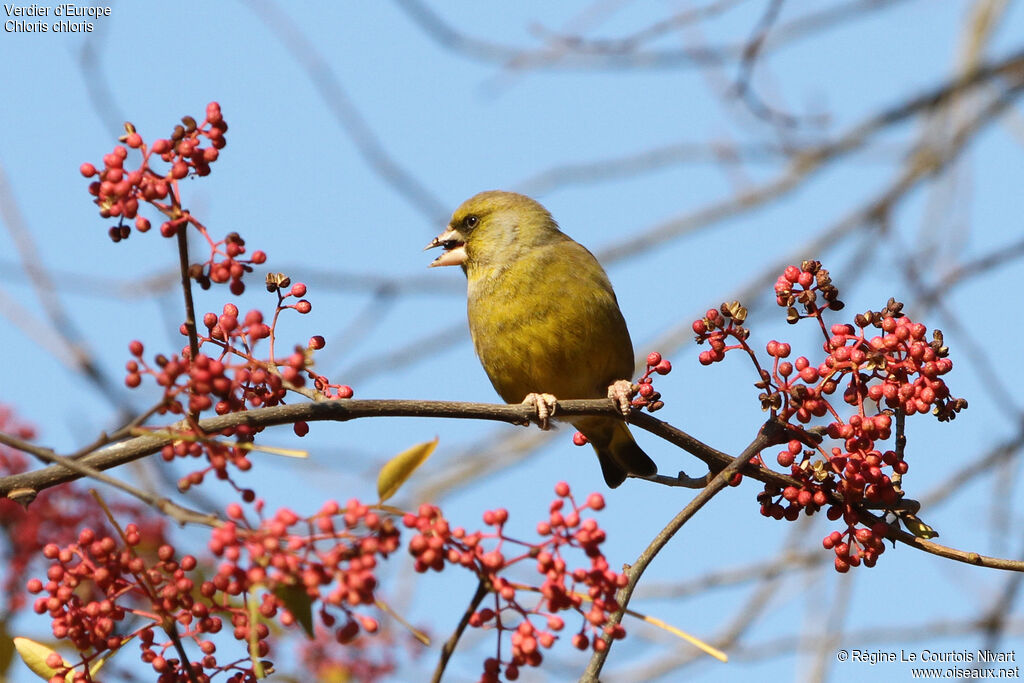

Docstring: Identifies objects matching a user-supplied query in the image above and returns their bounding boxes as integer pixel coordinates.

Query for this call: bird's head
[426,191,560,271]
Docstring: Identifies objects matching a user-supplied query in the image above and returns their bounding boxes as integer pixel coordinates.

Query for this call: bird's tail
[573,417,657,488]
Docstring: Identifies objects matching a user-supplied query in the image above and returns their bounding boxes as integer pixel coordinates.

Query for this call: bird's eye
[463,215,479,230]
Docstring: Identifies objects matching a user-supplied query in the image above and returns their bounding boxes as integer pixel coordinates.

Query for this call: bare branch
[242,0,447,220]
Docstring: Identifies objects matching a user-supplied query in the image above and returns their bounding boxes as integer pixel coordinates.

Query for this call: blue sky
[2,1,1024,681]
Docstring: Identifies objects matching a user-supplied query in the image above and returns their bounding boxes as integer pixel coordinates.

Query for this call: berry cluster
[693,301,750,367]
[126,281,351,411]
[404,483,626,681]
[573,351,671,448]
[694,261,966,572]
[81,102,226,240]
[124,282,352,493]
[189,232,266,296]
[631,351,672,412]
[27,526,261,683]
[25,477,626,681]
[208,500,401,648]
[0,408,169,620]
[27,500,407,683]
[80,103,264,295]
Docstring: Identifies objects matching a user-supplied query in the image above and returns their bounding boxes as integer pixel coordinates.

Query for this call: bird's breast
[466,253,634,403]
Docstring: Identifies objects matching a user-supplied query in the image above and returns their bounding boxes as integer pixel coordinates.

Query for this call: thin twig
[582,418,786,680]
[0,159,130,413]
[176,229,201,363]
[431,579,489,683]
[242,0,447,220]
[597,46,1024,265]
[91,491,200,683]
[0,430,220,527]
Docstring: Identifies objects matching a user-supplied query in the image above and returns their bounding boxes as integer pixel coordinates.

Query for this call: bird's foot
[607,380,635,418]
[522,392,558,430]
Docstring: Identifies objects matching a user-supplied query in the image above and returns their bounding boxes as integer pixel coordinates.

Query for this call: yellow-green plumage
[429,191,657,487]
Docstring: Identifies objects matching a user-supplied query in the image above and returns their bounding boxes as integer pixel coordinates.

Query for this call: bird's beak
[425,226,467,267]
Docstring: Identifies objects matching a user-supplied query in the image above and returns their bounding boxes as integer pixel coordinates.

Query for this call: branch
[0,399,627,497]
[582,418,783,680]
[0,430,220,527]
[394,0,916,71]
[2,399,1022,574]
[596,46,1024,265]
[242,0,447,220]
[176,229,201,362]
[0,158,131,414]
[431,578,489,683]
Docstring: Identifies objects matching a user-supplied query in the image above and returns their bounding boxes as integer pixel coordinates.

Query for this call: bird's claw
[523,392,558,430]
[608,380,635,418]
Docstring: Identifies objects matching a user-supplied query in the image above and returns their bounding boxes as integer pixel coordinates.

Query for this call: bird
[426,190,657,487]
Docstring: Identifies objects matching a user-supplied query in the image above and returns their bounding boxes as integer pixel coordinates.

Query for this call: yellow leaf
[12,637,69,680]
[900,512,940,539]
[376,598,431,645]
[87,633,134,678]
[248,596,267,679]
[624,609,727,662]
[377,438,438,503]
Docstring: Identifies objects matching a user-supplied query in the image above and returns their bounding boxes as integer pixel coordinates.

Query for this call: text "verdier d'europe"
[4,4,112,32]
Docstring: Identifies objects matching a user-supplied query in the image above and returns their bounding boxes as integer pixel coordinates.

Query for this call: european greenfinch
[426,190,657,487]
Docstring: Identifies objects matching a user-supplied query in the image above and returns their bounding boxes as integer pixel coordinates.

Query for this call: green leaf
[12,637,69,681]
[377,437,438,503]
[272,583,315,638]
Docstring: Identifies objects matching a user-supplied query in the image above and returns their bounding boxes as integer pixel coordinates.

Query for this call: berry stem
[176,228,201,369]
